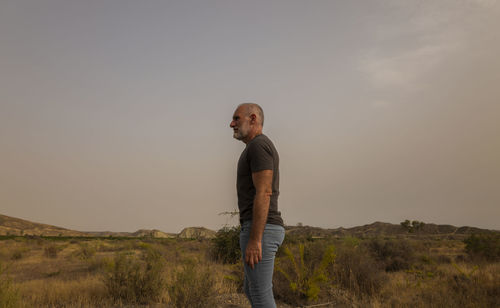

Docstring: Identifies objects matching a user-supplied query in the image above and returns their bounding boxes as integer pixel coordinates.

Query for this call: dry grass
[0,261,21,308]
[378,262,500,307]
[17,276,109,307]
[0,235,498,307]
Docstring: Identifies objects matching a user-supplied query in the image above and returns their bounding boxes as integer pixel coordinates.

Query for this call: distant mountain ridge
[1,214,497,239]
[0,214,212,239]
[86,229,177,238]
[0,214,88,237]
[286,221,499,238]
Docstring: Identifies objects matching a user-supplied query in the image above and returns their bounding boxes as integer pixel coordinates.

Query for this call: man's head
[230,103,264,143]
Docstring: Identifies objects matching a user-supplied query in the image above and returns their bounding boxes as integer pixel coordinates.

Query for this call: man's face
[230,106,251,141]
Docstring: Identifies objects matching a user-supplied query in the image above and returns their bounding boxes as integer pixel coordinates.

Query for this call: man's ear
[250,114,257,123]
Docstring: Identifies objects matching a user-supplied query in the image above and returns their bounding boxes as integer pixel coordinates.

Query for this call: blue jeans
[240,221,285,308]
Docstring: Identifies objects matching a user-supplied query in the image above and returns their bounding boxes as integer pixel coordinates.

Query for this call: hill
[0,214,199,239]
[132,229,176,238]
[1,213,497,239]
[178,227,216,239]
[285,221,499,239]
[86,229,177,238]
[0,214,88,237]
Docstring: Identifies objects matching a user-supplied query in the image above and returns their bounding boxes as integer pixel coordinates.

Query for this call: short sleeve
[248,139,274,172]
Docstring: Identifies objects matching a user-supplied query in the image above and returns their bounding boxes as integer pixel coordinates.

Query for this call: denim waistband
[240,220,284,231]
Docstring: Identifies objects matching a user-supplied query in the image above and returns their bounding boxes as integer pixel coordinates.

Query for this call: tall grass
[381,262,500,307]
[0,262,20,308]
[103,247,166,304]
[18,276,109,307]
[168,260,216,308]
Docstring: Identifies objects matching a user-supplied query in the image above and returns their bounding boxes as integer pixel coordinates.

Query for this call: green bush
[104,248,166,304]
[274,243,336,305]
[464,233,500,262]
[0,262,20,308]
[168,260,215,308]
[210,226,241,264]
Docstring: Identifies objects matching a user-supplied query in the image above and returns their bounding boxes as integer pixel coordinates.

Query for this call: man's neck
[243,130,263,144]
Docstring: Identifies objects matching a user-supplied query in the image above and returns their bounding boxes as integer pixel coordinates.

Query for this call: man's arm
[245,169,273,269]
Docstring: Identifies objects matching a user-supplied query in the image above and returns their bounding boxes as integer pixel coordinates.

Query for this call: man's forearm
[250,192,271,242]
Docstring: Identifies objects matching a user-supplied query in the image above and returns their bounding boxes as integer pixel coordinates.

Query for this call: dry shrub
[367,238,415,272]
[334,245,387,297]
[104,248,166,305]
[436,254,452,264]
[8,243,30,261]
[44,244,59,258]
[10,249,24,261]
[87,256,112,273]
[168,260,216,308]
[75,243,96,260]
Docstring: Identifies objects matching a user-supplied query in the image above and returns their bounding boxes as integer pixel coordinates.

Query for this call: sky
[1,0,499,233]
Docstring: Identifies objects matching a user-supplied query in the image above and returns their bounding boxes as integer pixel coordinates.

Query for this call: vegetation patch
[334,245,387,297]
[0,228,498,307]
[44,244,59,258]
[274,243,336,305]
[103,247,166,305]
[367,238,416,272]
[210,226,241,264]
[0,262,20,308]
[168,260,216,308]
[464,233,500,261]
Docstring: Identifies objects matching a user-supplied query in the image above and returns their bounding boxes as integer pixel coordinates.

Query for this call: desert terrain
[0,214,498,307]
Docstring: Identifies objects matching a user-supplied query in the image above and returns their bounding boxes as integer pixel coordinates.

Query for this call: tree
[400,220,425,233]
[400,220,412,232]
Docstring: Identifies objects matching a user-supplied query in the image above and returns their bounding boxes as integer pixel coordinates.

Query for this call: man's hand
[245,239,262,269]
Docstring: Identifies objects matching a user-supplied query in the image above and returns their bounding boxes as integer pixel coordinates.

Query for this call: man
[230,103,285,308]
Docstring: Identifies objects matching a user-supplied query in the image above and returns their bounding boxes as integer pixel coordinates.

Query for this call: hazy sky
[1,0,499,232]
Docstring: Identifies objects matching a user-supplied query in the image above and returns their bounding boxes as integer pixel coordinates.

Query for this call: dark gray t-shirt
[237,134,284,226]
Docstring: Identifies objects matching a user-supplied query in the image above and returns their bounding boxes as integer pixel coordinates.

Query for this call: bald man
[230,103,285,308]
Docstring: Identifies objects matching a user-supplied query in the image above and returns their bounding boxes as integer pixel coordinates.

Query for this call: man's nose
[230,120,235,128]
